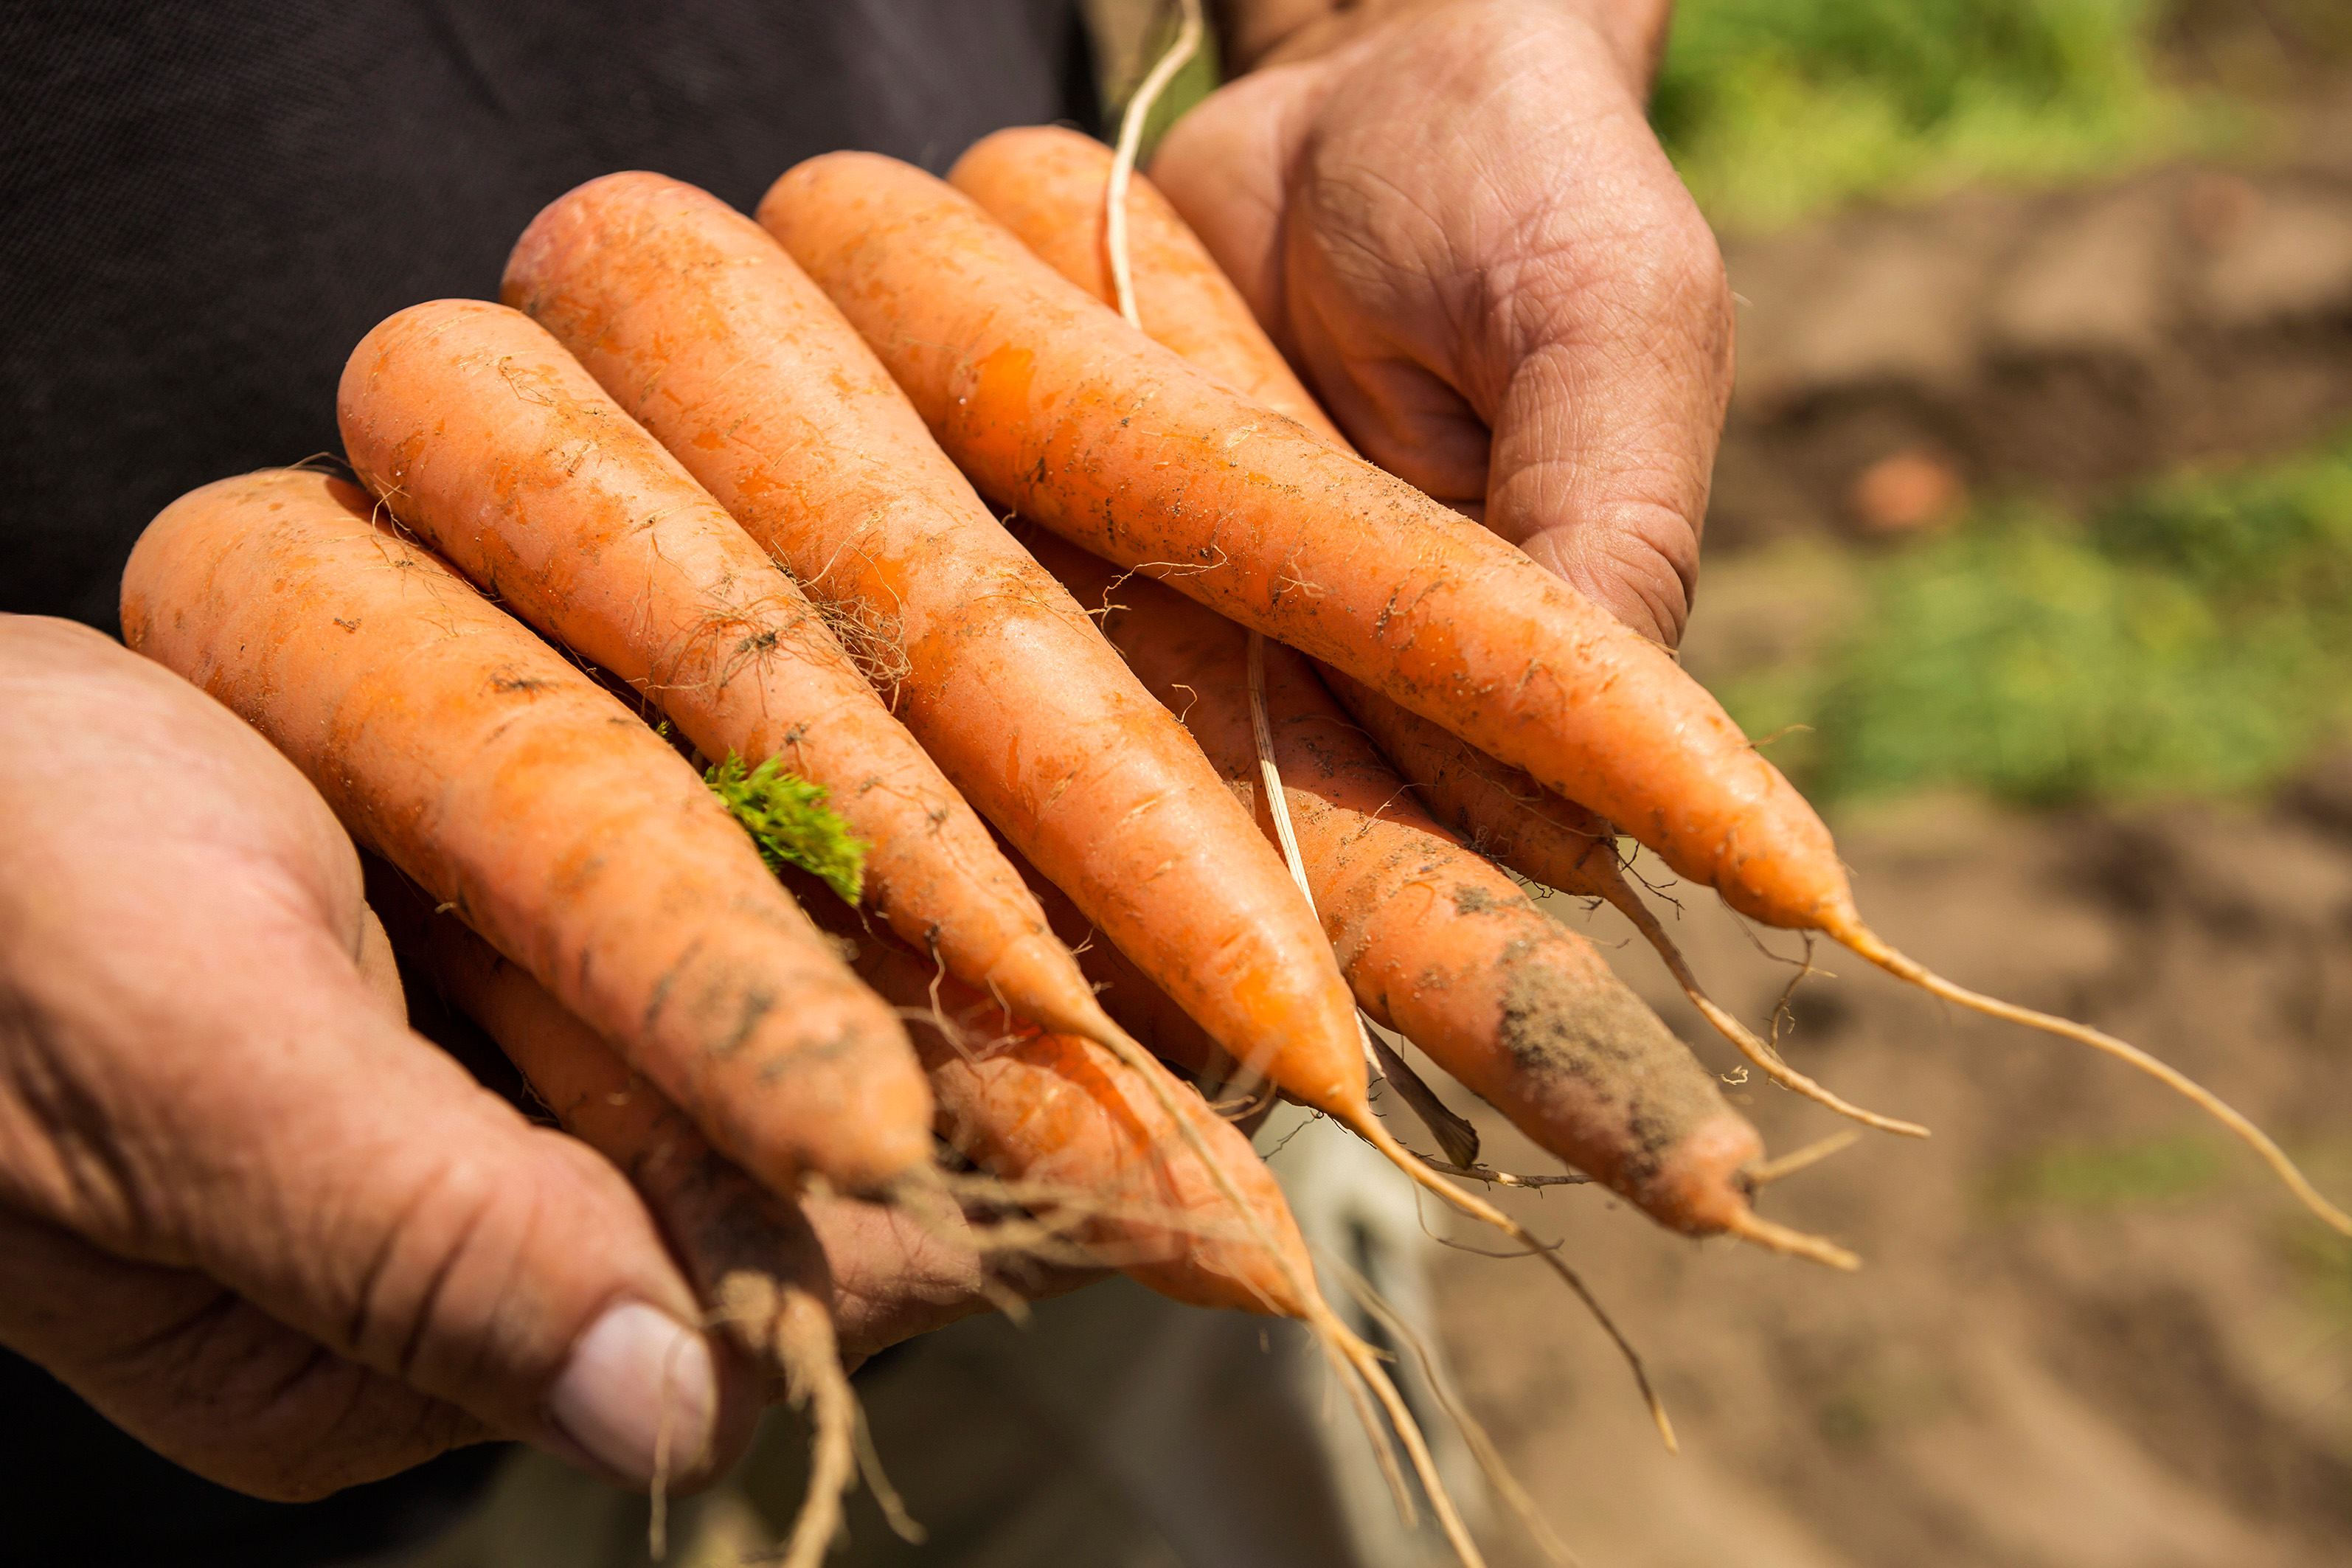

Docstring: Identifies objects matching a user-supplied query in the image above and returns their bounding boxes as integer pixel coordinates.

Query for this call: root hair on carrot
[712,1270,859,1568]
[1837,921,2352,1236]
[1349,1111,1679,1454]
[1600,873,1928,1139]
[1329,1256,1582,1568]
[1745,1130,1863,1187]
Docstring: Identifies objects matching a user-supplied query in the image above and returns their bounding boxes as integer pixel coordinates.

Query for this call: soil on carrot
[1429,785,2352,1567]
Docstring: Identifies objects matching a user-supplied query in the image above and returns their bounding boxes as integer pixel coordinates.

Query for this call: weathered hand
[0,617,759,1500]
[1158,0,1731,646]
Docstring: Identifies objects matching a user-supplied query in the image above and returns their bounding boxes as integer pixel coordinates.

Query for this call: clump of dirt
[1433,785,2352,1567]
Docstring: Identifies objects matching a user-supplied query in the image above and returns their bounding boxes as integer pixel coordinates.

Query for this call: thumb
[0,1203,487,1501]
[29,901,754,1491]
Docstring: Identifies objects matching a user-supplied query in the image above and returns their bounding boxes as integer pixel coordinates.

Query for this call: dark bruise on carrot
[1035,530,1854,1265]
[502,171,1375,1146]
[364,864,855,1568]
[336,299,1095,1058]
[120,468,932,1196]
[931,125,2333,1222]
[952,127,1926,1145]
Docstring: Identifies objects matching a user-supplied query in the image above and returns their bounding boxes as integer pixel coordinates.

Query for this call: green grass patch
[1654,0,2221,230]
[1713,434,2352,806]
[706,754,869,904]
[1984,1133,2231,1215]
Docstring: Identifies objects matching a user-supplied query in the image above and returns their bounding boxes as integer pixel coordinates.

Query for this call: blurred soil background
[1091,1,2352,1562]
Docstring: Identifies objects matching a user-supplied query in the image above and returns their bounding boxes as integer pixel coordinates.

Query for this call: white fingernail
[547,1302,718,1486]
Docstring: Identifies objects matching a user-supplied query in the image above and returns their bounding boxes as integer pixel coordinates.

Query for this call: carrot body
[336,299,1089,1047]
[1004,847,1227,1081]
[122,470,930,1194]
[761,150,1848,935]
[1038,533,1761,1232]
[503,172,1369,1120]
[1319,673,1622,892]
[950,125,1632,910]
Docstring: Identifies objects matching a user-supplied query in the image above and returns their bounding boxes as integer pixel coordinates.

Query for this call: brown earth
[1429,783,2352,1567]
[1707,85,2352,549]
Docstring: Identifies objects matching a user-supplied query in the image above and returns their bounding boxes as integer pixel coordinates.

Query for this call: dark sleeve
[0,0,1100,632]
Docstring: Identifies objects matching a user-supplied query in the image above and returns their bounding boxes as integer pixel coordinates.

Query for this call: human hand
[1158,0,1731,647]
[0,617,760,1502]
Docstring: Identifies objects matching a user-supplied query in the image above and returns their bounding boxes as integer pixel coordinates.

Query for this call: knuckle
[336,1149,525,1388]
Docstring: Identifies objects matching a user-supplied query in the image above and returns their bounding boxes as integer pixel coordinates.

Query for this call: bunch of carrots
[117,111,2348,1567]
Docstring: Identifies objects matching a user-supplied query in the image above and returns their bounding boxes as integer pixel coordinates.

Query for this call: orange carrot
[951,125,1342,440]
[121,469,931,1196]
[365,864,853,1568]
[803,898,1496,1568]
[770,148,2345,1234]
[760,150,1834,926]
[945,129,1927,1143]
[1033,531,1854,1263]
[502,173,1373,1157]
[816,904,1307,1316]
[336,299,1097,1054]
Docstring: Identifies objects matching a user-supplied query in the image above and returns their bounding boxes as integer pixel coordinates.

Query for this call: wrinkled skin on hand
[0,616,1049,1501]
[1159,0,1733,647]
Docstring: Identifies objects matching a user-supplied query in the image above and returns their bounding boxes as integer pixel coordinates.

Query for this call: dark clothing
[0,3,1095,1561]
[0,0,1097,634]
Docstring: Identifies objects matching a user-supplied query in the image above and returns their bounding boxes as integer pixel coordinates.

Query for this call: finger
[1357,10,1733,648]
[1475,167,1734,648]
[3,892,755,1491]
[0,1204,485,1502]
[381,874,1103,1384]
[355,900,407,1022]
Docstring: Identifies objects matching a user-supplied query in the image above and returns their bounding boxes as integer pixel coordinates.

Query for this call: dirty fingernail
[547,1302,717,1486]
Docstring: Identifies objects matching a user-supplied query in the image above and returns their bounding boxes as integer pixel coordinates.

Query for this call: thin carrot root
[1719,1209,1860,1272]
[712,1271,858,1568]
[1074,977,1500,1567]
[1366,1022,1484,1169]
[1605,881,1929,1140]
[1311,1303,1492,1568]
[1420,1161,1592,1190]
[1745,1130,1863,1187]
[850,1403,927,1545]
[1332,1262,1581,1568]
[1242,620,1486,1168]
[1347,1112,1679,1454]
[1838,923,2352,1237]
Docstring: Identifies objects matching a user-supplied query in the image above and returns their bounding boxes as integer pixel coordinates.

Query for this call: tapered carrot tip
[1651,1113,1766,1233]
[1654,1117,1862,1269]
[1833,917,2352,1238]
